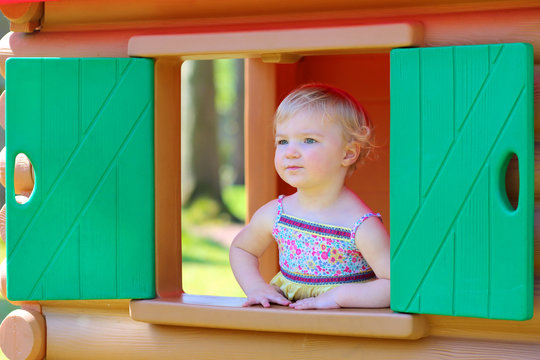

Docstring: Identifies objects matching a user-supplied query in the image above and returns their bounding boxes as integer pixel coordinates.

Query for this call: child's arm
[229,201,291,308]
[290,216,390,309]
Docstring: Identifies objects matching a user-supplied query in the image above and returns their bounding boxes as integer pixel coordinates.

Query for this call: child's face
[274,111,353,191]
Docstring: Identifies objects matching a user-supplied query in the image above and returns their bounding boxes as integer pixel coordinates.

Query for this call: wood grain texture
[0,309,45,360]
[44,305,540,360]
[38,299,129,310]
[428,277,540,343]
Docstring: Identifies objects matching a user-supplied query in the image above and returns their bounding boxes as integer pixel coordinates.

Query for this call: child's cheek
[274,150,283,167]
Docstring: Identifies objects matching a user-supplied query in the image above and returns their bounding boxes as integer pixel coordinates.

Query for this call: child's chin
[284,178,308,189]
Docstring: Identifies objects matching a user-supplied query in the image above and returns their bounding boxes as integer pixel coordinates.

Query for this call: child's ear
[342,141,360,167]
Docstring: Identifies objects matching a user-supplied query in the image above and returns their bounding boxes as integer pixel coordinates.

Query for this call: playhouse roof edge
[2,0,540,33]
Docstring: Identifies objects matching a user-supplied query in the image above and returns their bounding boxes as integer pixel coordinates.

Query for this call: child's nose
[285,144,300,158]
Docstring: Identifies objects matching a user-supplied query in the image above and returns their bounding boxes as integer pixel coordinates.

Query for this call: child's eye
[276,139,288,145]
[304,138,317,144]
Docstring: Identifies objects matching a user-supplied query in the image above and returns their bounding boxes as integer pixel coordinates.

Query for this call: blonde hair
[274,84,373,172]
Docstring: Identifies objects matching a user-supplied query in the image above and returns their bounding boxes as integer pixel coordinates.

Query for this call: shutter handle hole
[504,153,519,211]
[13,153,35,204]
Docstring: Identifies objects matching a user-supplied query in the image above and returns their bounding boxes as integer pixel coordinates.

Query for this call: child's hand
[243,284,291,308]
[289,292,340,310]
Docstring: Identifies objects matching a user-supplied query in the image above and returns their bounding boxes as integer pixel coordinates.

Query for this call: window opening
[181,59,245,297]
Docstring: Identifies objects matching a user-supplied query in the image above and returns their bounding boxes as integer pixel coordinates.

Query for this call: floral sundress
[270,195,381,300]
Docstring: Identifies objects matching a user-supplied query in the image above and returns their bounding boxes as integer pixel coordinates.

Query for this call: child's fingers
[242,293,291,307]
[242,297,261,307]
[264,289,291,305]
[290,295,340,310]
[242,296,272,307]
[289,297,315,310]
[273,295,291,306]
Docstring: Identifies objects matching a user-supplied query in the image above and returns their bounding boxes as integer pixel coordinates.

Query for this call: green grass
[181,225,244,297]
[181,185,246,297]
[222,185,246,222]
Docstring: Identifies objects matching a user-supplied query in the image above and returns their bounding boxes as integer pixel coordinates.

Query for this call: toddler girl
[229,84,390,310]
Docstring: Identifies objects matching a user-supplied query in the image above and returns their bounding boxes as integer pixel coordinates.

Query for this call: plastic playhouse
[0,1,538,359]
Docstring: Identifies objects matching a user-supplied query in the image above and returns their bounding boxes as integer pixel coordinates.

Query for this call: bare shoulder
[355,215,388,244]
[351,196,390,279]
[345,190,388,248]
[248,198,280,230]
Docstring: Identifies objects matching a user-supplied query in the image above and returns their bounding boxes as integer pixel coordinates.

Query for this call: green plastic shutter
[390,43,534,320]
[6,58,155,300]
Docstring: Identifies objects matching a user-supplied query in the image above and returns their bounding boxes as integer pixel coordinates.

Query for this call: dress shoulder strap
[350,213,382,240]
[274,195,285,227]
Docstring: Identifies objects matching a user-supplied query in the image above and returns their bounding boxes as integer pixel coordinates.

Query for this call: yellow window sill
[130,294,428,340]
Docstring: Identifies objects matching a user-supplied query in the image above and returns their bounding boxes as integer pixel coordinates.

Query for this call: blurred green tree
[181,59,245,218]
[182,60,223,207]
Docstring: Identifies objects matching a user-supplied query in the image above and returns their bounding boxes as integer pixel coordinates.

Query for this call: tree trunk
[232,59,245,185]
[181,60,222,206]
